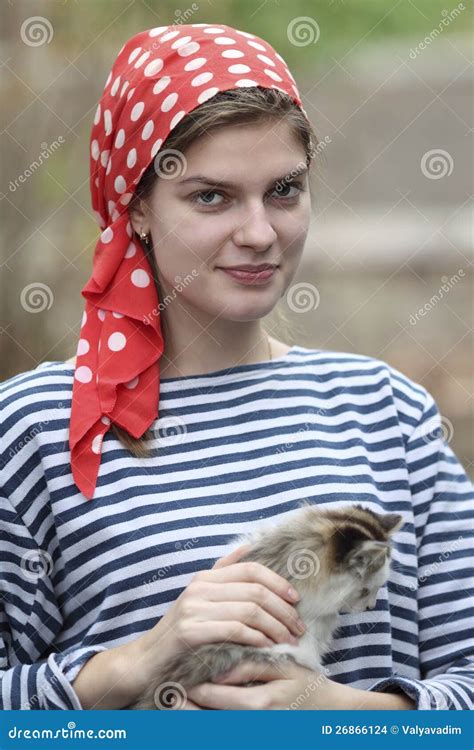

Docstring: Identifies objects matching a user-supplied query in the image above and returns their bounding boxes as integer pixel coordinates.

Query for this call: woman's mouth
[218,267,277,285]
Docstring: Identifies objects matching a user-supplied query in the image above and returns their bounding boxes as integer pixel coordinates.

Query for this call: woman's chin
[211,272,283,315]
[215,300,279,321]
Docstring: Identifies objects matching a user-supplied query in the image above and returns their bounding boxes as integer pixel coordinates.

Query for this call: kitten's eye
[361,588,369,597]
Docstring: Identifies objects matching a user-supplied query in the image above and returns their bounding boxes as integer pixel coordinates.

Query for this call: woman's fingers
[212,544,252,569]
[199,560,299,605]
[198,580,304,637]
[206,600,296,645]
[214,659,295,684]
[179,619,275,649]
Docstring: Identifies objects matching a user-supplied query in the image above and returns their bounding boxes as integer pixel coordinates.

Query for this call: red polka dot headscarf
[70,23,308,500]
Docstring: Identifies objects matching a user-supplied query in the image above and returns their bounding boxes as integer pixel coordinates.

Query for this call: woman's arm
[0,489,109,709]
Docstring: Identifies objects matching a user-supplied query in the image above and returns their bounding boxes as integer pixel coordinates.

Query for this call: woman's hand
[185,659,335,710]
[131,544,305,689]
[184,660,417,711]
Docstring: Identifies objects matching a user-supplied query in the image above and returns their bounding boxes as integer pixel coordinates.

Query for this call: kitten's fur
[131,501,403,709]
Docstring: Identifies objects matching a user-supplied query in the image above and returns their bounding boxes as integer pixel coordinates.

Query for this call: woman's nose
[233,203,278,250]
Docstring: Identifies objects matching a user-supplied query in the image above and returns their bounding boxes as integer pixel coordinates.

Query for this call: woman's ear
[128,197,149,235]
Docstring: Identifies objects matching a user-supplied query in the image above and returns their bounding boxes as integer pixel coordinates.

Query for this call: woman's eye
[272,182,303,199]
[192,190,224,207]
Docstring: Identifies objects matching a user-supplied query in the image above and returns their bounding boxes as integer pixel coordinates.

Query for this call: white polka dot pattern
[91,434,103,454]
[108,332,127,351]
[141,120,154,140]
[75,365,93,384]
[77,338,90,356]
[131,101,145,121]
[131,269,150,288]
[184,57,206,70]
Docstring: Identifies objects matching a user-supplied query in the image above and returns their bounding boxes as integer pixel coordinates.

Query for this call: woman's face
[134,117,312,323]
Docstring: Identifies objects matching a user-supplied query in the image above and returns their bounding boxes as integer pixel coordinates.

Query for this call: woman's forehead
[179,120,306,169]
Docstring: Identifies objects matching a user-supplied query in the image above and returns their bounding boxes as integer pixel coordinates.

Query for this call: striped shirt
[1,346,473,710]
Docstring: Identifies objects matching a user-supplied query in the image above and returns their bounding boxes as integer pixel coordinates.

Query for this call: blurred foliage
[37,0,473,74]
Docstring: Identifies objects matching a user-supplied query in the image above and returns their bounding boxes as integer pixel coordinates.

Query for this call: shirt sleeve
[368,385,474,709]
[0,489,107,710]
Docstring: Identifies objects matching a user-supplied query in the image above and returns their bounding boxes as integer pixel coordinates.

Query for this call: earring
[139,230,150,245]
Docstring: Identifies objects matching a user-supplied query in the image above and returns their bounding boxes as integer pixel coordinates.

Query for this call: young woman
[1,24,472,711]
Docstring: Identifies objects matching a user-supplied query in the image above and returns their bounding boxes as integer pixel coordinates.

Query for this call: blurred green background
[1,0,473,475]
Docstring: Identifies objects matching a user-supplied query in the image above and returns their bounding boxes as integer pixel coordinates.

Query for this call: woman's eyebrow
[178,165,309,188]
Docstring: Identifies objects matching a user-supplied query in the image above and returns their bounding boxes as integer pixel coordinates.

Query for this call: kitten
[130,501,403,709]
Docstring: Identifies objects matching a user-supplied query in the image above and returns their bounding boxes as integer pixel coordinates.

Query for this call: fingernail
[288,587,299,601]
[296,619,306,633]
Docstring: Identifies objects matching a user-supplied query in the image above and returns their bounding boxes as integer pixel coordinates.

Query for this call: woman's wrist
[72,639,148,710]
[318,679,416,710]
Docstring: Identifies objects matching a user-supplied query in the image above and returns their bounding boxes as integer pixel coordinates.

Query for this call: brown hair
[110,86,319,456]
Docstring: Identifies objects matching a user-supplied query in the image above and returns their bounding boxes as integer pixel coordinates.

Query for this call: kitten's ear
[347,541,388,579]
[379,513,404,535]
